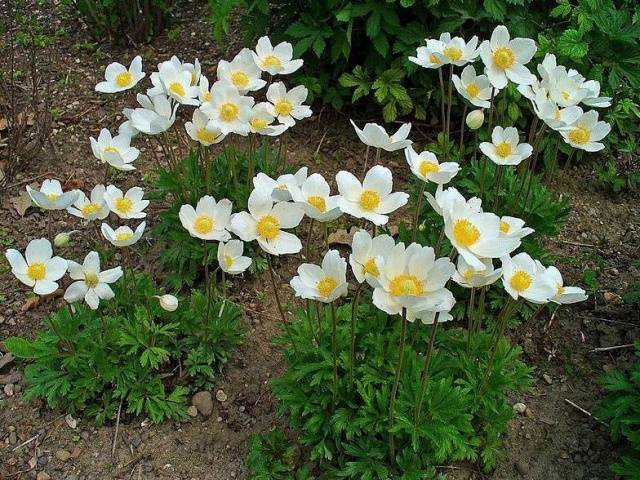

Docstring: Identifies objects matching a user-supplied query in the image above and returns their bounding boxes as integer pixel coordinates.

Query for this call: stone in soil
[55,449,71,462]
[192,391,214,417]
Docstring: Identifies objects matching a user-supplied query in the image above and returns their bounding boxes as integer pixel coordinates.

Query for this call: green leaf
[5,337,38,358]
[556,29,589,61]
[483,0,506,21]
[372,33,389,57]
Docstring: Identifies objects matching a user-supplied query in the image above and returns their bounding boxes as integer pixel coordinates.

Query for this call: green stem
[267,254,299,356]
[350,283,363,385]
[492,165,504,211]
[411,182,426,242]
[388,308,408,463]
[203,241,212,342]
[330,301,339,403]
[414,314,439,421]
[467,287,476,353]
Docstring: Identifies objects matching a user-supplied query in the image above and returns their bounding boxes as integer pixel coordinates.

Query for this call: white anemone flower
[104,185,148,219]
[452,257,502,289]
[101,222,146,247]
[369,242,456,322]
[444,199,520,271]
[348,230,395,285]
[217,48,266,94]
[480,126,532,166]
[157,61,200,106]
[290,250,348,303]
[542,266,588,304]
[130,94,178,135]
[501,253,556,304]
[155,294,179,312]
[252,36,303,75]
[218,240,252,275]
[201,81,254,136]
[179,195,232,241]
[27,180,79,211]
[65,251,122,310]
[118,108,139,138]
[546,68,589,108]
[479,25,537,89]
[452,65,492,108]
[559,110,611,152]
[185,108,226,146]
[198,75,213,103]
[350,120,412,151]
[499,215,534,239]
[265,82,312,127]
[67,185,109,221]
[253,167,308,201]
[95,55,145,93]
[249,102,288,136]
[433,33,479,66]
[581,80,612,108]
[90,128,139,171]
[5,238,67,295]
[405,146,460,184]
[408,39,445,69]
[336,165,409,225]
[289,173,342,222]
[527,91,584,131]
[425,185,482,217]
[230,188,304,256]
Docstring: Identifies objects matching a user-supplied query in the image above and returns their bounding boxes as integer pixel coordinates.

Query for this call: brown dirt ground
[1,2,639,479]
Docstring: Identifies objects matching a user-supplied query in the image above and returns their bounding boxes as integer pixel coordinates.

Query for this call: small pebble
[513,402,527,414]
[55,450,71,462]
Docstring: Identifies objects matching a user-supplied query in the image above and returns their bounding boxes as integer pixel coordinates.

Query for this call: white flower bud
[54,232,71,248]
[466,109,484,130]
[155,294,178,312]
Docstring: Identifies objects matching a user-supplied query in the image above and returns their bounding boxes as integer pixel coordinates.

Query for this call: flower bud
[155,294,178,312]
[466,109,484,130]
[54,232,71,248]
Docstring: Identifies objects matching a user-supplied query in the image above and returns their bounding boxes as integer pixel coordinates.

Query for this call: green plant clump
[5,272,244,424]
[248,430,314,480]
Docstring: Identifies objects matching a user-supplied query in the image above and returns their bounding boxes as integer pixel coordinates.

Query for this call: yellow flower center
[557,284,565,296]
[81,203,102,217]
[561,90,570,101]
[220,102,239,122]
[307,195,326,213]
[493,47,515,70]
[224,255,234,269]
[190,71,198,86]
[429,53,440,64]
[316,276,338,298]
[114,197,133,215]
[362,257,379,277]
[46,193,59,202]
[510,270,532,292]
[554,109,561,121]
[359,190,380,211]
[196,128,217,144]
[465,83,480,98]
[262,55,282,68]
[27,262,46,281]
[193,215,215,235]
[499,221,510,234]
[250,117,268,130]
[443,46,463,62]
[568,127,590,145]
[463,269,477,280]
[203,91,212,102]
[115,71,133,87]
[168,81,186,98]
[419,161,439,177]
[495,142,513,158]
[231,71,250,89]
[274,99,293,117]
[84,271,99,289]
[453,219,480,247]
[256,215,280,240]
[115,231,133,241]
[389,274,424,297]
[103,146,120,155]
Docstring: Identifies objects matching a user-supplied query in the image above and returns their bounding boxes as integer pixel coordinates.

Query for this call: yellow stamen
[499,221,510,234]
[203,91,212,102]
[568,127,590,145]
[453,219,480,247]
[429,53,440,64]
[317,276,338,298]
[493,47,515,70]
[389,274,424,297]
[262,55,282,68]
[463,269,476,280]
[419,161,439,177]
[115,71,133,88]
[196,128,217,144]
[256,215,280,240]
[362,257,379,277]
[114,197,133,215]
[115,231,133,241]
[224,255,234,269]
[81,203,102,218]
[231,71,250,89]
[557,285,565,296]
[103,146,119,155]
[220,102,239,122]
[168,82,186,98]
[359,190,380,211]
[190,71,198,86]
[510,270,532,292]
[495,142,512,158]
[27,262,46,281]
[443,46,463,62]
[84,271,99,289]
[561,91,570,102]
[307,195,326,213]
[250,117,268,130]
[465,83,480,98]
[46,193,59,202]
[274,99,293,117]
[193,215,215,235]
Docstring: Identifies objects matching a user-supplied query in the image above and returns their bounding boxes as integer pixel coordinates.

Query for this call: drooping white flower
[156,61,200,106]
[95,55,145,93]
[433,33,479,66]
[249,102,288,136]
[201,81,254,136]
[90,128,139,171]
[452,65,492,108]
[118,107,139,138]
[444,199,520,271]
[452,256,502,289]
[101,222,146,247]
[290,250,348,303]
[350,120,412,151]
[65,251,122,310]
[253,167,308,202]
[179,195,232,241]
[408,39,445,69]
[336,166,409,225]
[218,48,266,94]
[67,185,110,221]
[218,240,252,275]
[425,185,482,217]
[130,94,178,135]
[405,146,460,184]
[104,185,149,219]
[252,36,303,75]
[480,126,532,166]
[185,108,226,146]
[479,25,537,89]
[289,173,342,222]
[559,110,611,152]
[348,229,395,285]
[265,82,311,127]
[230,189,304,256]
[26,179,79,211]
[5,238,67,295]
[499,215,534,240]
[542,265,588,304]
[501,253,556,304]
[466,109,485,130]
